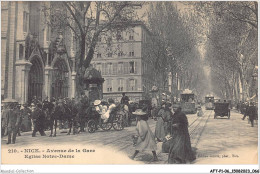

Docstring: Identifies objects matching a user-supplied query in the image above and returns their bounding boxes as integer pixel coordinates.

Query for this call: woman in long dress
[131,109,158,161]
[168,107,196,164]
[155,103,172,142]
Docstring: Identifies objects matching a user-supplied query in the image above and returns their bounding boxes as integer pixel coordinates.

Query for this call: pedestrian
[20,103,32,132]
[79,93,89,132]
[197,104,203,117]
[15,104,23,136]
[154,102,172,142]
[168,107,196,164]
[130,109,158,161]
[242,102,249,120]
[70,98,79,135]
[32,103,46,137]
[1,103,9,137]
[5,102,20,144]
[245,102,257,127]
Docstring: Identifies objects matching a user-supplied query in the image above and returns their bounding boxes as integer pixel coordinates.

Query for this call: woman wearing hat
[154,102,172,142]
[131,109,158,161]
[168,107,195,164]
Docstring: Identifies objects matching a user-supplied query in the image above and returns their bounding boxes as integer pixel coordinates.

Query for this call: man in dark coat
[15,104,23,136]
[42,97,54,130]
[120,93,129,105]
[20,103,32,132]
[242,102,249,120]
[32,103,46,137]
[79,94,89,132]
[246,102,257,127]
[1,104,9,137]
[5,103,20,144]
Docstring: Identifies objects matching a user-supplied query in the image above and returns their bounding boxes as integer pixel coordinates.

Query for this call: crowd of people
[1,93,90,142]
[131,101,196,164]
[2,92,257,164]
[1,93,134,143]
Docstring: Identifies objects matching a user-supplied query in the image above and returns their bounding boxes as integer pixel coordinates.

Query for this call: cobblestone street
[1,109,258,164]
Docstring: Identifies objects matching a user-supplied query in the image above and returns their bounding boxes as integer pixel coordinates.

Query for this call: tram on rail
[205,96,214,110]
[178,89,197,114]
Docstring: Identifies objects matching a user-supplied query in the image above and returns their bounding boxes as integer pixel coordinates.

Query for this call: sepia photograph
[0,0,259,173]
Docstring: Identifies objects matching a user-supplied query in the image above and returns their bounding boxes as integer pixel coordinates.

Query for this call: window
[118,51,123,57]
[97,53,101,58]
[129,35,134,40]
[107,63,113,75]
[129,28,134,40]
[129,51,134,57]
[108,52,112,57]
[46,26,50,41]
[23,11,29,32]
[118,62,123,74]
[107,79,113,92]
[19,44,24,59]
[129,79,136,91]
[116,31,122,40]
[118,79,124,91]
[129,61,134,73]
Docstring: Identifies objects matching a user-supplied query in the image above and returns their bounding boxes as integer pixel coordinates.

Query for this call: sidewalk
[194,110,258,164]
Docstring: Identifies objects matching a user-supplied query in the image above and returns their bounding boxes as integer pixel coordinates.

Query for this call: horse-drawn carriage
[85,102,125,133]
[214,102,230,119]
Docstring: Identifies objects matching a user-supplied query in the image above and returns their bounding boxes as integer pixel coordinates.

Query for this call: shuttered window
[107,63,112,75]
[118,79,124,91]
[123,62,128,74]
[112,63,117,75]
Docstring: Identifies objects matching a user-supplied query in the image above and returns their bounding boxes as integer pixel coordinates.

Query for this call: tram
[178,89,197,114]
[205,96,214,110]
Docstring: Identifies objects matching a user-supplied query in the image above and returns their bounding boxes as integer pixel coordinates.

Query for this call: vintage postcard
[1,1,259,173]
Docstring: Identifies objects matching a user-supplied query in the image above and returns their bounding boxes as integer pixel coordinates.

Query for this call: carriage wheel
[100,122,113,131]
[113,114,124,131]
[87,120,96,133]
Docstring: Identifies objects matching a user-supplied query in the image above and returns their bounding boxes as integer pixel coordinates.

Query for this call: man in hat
[1,103,9,137]
[5,102,20,144]
[245,102,257,127]
[14,104,23,136]
[42,97,54,130]
[20,103,32,132]
[242,102,249,120]
[32,103,46,137]
[78,93,89,132]
[121,93,129,105]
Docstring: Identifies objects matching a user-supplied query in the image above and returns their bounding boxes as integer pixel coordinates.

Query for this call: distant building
[91,21,165,102]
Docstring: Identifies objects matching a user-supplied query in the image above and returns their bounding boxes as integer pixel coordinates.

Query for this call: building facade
[1,2,77,104]
[91,22,165,102]
[1,2,166,104]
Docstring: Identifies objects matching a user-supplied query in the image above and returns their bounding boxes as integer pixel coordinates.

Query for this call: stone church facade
[1,1,77,104]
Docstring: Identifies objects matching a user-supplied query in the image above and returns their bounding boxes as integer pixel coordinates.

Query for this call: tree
[195,1,258,101]
[42,1,143,94]
[147,2,207,99]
